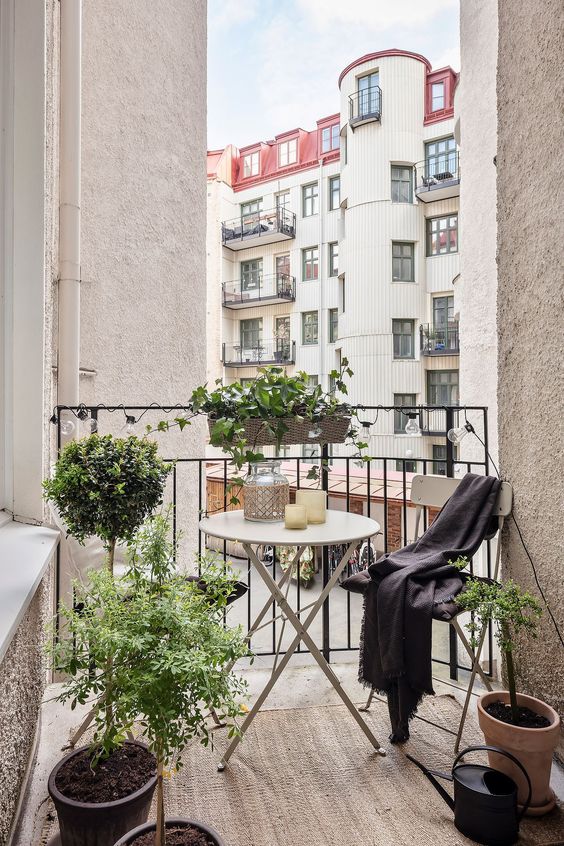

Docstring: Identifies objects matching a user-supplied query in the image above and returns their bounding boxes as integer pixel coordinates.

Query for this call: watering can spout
[405,754,455,810]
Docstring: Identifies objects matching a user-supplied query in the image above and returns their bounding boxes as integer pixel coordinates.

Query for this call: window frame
[391,165,413,204]
[427,369,459,406]
[329,242,339,277]
[425,136,457,177]
[241,258,263,291]
[240,317,263,350]
[392,241,414,283]
[301,310,319,346]
[321,123,339,153]
[426,214,458,256]
[278,137,298,167]
[329,308,338,343]
[329,175,340,211]
[392,319,415,360]
[396,459,417,473]
[431,81,445,112]
[393,393,417,433]
[302,246,319,282]
[302,181,319,217]
[242,151,259,178]
[240,198,262,218]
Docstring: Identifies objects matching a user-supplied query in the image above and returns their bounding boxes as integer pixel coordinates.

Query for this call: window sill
[0,519,60,664]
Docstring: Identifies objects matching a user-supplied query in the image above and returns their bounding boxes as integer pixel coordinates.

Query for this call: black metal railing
[415,153,460,194]
[221,207,296,247]
[420,322,460,355]
[349,85,382,126]
[222,273,296,308]
[54,403,493,681]
[222,339,296,367]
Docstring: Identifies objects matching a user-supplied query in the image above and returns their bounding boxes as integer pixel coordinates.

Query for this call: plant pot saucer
[518,788,556,817]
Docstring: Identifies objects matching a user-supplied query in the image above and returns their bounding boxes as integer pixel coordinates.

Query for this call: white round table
[199,509,385,769]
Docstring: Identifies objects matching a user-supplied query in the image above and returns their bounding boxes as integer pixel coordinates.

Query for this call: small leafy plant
[43,434,171,570]
[153,358,368,504]
[453,559,543,723]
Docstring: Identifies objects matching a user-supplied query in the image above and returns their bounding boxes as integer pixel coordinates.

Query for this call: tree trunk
[156,757,165,846]
[107,538,116,573]
[503,626,519,723]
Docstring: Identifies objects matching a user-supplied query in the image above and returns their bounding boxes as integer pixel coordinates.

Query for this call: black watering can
[406,745,531,846]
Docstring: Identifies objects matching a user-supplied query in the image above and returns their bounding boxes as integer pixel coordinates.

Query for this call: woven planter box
[208,414,350,447]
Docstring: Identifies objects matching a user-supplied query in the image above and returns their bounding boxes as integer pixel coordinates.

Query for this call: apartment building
[207,49,460,470]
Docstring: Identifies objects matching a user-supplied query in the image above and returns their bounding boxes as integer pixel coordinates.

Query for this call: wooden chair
[362,473,513,752]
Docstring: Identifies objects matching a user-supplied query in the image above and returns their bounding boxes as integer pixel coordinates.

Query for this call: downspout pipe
[57,0,81,409]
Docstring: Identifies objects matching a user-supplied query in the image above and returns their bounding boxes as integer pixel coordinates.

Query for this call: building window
[276,253,290,279]
[341,134,347,165]
[396,459,417,473]
[427,215,458,256]
[243,151,259,178]
[329,242,339,277]
[302,311,319,345]
[302,247,319,281]
[329,175,340,210]
[307,375,319,390]
[329,308,338,343]
[357,72,380,117]
[321,123,339,153]
[240,317,262,350]
[340,276,346,312]
[393,393,417,433]
[425,137,457,177]
[302,443,320,464]
[392,242,414,282]
[240,198,262,218]
[427,370,459,405]
[433,295,454,330]
[391,166,413,203]
[302,182,319,217]
[431,81,445,112]
[278,138,297,167]
[275,315,291,359]
[241,258,262,291]
[276,191,291,210]
[392,319,415,359]
[432,444,457,476]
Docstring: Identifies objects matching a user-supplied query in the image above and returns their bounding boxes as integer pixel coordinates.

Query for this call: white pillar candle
[295,489,327,524]
[284,504,308,530]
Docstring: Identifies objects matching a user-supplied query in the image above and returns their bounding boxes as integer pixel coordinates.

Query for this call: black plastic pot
[48,741,157,846]
[113,817,226,846]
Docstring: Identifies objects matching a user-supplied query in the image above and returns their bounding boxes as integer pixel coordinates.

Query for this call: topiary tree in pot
[44,434,171,572]
[455,571,561,815]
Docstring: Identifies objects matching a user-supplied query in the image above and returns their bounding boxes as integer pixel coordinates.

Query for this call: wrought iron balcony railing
[420,322,460,355]
[415,153,460,202]
[222,339,296,367]
[221,207,296,250]
[222,273,296,309]
[349,85,382,128]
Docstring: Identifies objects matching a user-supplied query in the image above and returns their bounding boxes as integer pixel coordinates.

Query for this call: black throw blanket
[341,473,501,742]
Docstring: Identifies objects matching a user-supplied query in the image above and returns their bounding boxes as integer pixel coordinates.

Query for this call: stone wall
[0,572,50,846]
[496,0,564,755]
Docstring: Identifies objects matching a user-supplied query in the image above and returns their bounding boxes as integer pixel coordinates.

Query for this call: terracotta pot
[48,741,157,846]
[113,817,225,846]
[477,691,560,816]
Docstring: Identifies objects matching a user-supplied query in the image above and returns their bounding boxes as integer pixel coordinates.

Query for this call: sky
[207,0,460,151]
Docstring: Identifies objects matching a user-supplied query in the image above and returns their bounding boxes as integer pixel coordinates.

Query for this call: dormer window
[278,138,297,167]
[321,123,339,153]
[431,82,445,111]
[243,151,259,178]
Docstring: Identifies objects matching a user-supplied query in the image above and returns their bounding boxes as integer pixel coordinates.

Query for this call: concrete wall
[496,0,564,753]
[0,572,50,846]
[456,0,499,467]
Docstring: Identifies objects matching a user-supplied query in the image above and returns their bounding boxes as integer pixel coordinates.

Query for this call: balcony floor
[17,661,564,846]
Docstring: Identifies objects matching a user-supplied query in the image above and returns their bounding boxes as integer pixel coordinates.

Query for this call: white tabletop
[199,509,380,547]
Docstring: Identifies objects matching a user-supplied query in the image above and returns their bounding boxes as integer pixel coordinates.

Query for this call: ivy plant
[43,434,171,570]
[48,513,249,846]
[452,558,543,723]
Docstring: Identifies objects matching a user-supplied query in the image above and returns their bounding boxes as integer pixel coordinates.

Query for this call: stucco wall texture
[0,574,50,846]
[497,0,564,754]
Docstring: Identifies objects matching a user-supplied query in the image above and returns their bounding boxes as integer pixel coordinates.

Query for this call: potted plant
[455,571,561,815]
[44,433,171,571]
[111,513,249,846]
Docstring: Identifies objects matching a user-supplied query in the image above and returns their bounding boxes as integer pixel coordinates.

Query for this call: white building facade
[208,50,461,471]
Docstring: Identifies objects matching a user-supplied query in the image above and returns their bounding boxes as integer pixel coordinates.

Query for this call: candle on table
[284,504,308,530]
[295,489,327,524]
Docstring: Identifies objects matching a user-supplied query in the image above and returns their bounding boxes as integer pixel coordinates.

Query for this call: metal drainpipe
[318,159,325,384]
[57,0,81,411]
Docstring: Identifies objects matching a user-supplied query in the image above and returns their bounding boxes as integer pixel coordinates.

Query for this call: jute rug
[42,695,564,846]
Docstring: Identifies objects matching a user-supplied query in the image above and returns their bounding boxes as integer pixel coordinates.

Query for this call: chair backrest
[410,474,513,516]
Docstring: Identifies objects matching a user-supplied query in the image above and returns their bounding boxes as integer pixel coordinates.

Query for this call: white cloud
[297,0,458,31]
[210,0,261,29]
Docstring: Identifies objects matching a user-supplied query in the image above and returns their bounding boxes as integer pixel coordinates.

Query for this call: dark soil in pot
[56,743,156,803]
[485,701,551,729]
[129,825,216,846]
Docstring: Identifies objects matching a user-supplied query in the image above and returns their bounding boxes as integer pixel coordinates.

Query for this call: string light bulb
[60,418,75,436]
[124,415,136,435]
[404,412,420,436]
[447,421,474,445]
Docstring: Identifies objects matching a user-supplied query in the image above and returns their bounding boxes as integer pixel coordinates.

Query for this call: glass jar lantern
[243,460,289,522]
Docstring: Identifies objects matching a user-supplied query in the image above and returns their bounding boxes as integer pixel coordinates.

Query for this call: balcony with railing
[420,322,460,355]
[348,85,382,129]
[415,152,460,202]
[222,273,296,309]
[221,207,296,250]
[222,339,296,367]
